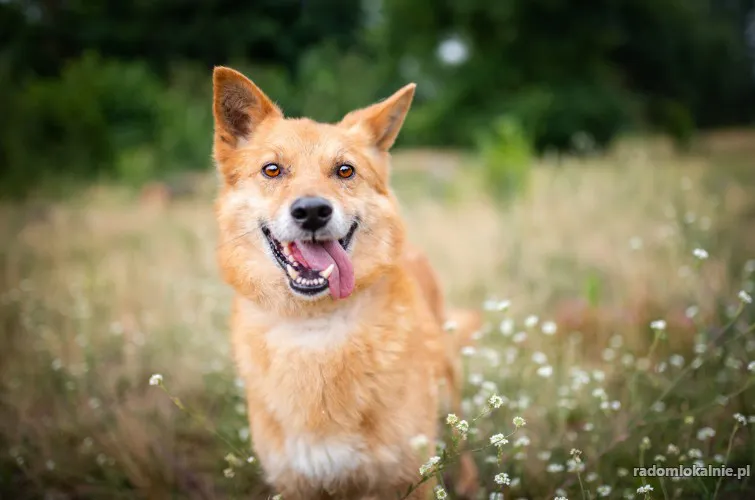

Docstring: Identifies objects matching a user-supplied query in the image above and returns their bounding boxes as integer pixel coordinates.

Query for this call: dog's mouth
[261,222,358,300]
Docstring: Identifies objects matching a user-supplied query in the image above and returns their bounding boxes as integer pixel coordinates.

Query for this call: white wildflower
[513,416,526,428]
[542,321,557,335]
[494,472,511,485]
[650,319,666,331]
[434,485,448,499]
[637,485,654,494]
[696,427,716,440]
[693,248,709,260]
[500,318,514,336]
[512,331,528,343]
[490,433,509,447]
[488,394,504,409]
[419,456,441,476]
[409,434,429,450]
[524,315,539,328]
[739,290,753,304]
[537,365,554,378]
[149,374,163,386]
[223,467,235,478]
[734,413,747,426]
[532,351,548,364]
[547,463,565,473]
[514,436,530,447]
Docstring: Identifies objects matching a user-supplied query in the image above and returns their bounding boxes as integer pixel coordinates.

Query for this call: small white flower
[494,472,511,485]
[223,467,235,478]
[555,497,568,500]
[149,374,163,386]
[488,394,504,409]
[669,354,685,368]
[685,305,699,318]
[688,448,703,459]
[409,434,429,450]
[490,433,509,447]
[513,416,526,428]
[640,437,651,450]
[637,484,654,494]
[654,454,666,462]
[537,365,554,378]
[246,456,255,463]
[585,472,599,482]
[650,319,666,331]
[490,494,505,500]
[693,248,709,260]
[419,456,441,476]
[434,485,448,499]
[667,444,680,455]
[512,331,528,343]
[500,319,514,336]
[734,413,747,426]
[547,463,565,473]
[446,413,459,425]
[748,361,755,372]
[696,427,716,440]
[739,290,753,304]
[514,436,531,447]
[532,351,548,365]
[617,467,629,477]
[456,420,469,432]
[524,315,539,328]
[541,321,557,335]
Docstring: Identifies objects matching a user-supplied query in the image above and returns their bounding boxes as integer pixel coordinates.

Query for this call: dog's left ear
[340,83,416,151]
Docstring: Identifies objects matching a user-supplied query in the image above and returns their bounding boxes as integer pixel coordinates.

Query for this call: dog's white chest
[276,434,366,481]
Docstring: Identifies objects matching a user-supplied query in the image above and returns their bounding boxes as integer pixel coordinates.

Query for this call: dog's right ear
[212,67,282,150]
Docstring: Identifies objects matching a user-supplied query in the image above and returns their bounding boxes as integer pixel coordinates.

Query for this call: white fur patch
[287,434,366,480]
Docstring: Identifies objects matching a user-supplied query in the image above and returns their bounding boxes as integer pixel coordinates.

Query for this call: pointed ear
[212,66,282,147]
[340,83,416,151]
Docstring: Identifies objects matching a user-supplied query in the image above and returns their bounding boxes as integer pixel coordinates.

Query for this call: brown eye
[262,163,281,178]
[336,164,355,179]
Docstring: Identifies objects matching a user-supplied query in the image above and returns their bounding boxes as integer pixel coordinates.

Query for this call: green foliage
[476,116,533,203]
[0,0,753,196]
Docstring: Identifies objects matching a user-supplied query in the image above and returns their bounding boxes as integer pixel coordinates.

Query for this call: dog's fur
[212,66,480,499]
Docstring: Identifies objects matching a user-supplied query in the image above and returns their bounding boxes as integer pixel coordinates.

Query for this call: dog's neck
[237,278,389,352]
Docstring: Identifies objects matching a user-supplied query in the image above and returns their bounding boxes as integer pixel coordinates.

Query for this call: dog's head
[212,67,414,310]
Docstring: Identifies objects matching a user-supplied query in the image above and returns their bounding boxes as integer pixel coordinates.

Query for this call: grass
[1,133,754,499]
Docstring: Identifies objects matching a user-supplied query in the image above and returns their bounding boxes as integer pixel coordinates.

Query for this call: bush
[0,56,215,196]
[476,116,534,203]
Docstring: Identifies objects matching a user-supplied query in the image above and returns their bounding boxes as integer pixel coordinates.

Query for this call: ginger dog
[212,66,480,499]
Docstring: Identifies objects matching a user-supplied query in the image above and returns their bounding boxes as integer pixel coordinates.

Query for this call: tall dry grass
[1,136,754,499]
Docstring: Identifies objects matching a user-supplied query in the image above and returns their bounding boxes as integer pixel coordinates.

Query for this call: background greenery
[1,0,754,196]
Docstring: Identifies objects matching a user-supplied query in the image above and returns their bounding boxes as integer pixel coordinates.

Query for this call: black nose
[290,196,333,232]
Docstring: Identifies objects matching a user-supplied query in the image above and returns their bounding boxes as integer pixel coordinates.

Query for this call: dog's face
[212,67,414,310]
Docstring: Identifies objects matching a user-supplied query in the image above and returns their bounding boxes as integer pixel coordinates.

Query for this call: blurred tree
[377,0,755,149]
[0,0,363,77]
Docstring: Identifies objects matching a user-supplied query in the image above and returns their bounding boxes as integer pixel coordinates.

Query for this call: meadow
[1,133,754,499]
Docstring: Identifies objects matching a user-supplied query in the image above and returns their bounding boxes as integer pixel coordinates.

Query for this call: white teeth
[320,264,335,279]
[317,278,325,284]
[283,243,292,256]
[295,276,304,284]
[286,265,299,280]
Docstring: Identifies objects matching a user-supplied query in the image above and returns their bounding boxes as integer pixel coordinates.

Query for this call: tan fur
[212,66,479,499]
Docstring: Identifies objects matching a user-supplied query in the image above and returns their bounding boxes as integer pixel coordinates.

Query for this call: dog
[211,66,480,499]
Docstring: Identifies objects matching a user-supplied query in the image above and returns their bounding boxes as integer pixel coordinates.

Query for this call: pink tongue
[295,240,355,299]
